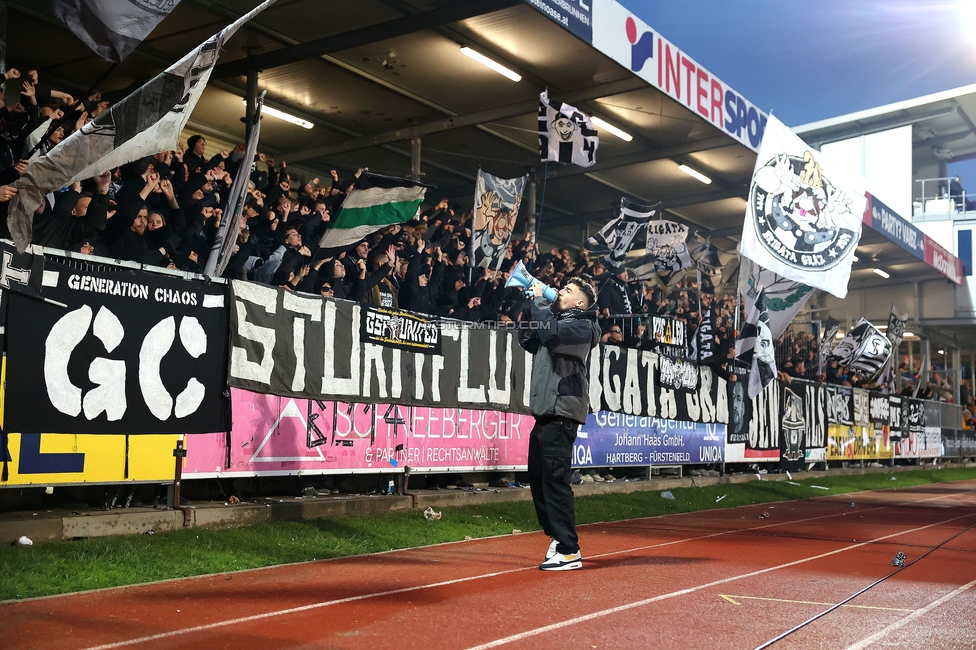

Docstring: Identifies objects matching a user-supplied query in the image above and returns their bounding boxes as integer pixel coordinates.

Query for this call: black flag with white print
[735,288,777,398]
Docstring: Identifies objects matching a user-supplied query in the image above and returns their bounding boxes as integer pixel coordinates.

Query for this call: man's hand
[94,170,112,194]
[300,204,311,216]
[531,281,545,298]
[4,68,20,80]
[298,246,311,258]
[13,159,29,175]
[0,185,18,202]
[330,169,339,182]
[387,244,396,263]
[219,150,230,159]
[467,296,481,309]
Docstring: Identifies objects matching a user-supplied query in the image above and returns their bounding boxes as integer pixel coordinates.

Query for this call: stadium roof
[5,0,761,252]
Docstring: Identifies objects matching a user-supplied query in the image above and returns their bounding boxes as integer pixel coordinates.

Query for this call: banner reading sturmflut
[4,260,231,434]
[228,281,531,411]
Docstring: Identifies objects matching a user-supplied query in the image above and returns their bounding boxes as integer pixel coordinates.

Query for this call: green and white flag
[318,172,427,249]
[737,254,814,340]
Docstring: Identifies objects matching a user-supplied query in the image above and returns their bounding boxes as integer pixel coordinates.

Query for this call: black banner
[658,355,699,392]
[826,385,853,425]
[869,392,890,428]
[906,398,925,439]
[361,305,442,354]
[4,260,231,434]
[889,395,904,441]
[587,344,726,425]
[650,316,686,357]
[228,281,531,412]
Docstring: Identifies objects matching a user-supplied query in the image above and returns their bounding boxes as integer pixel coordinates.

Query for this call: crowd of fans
[0,69,960,405]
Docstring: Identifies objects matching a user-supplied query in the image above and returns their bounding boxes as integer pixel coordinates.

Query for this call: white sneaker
[545,538,558,560]
[540,550,582,571]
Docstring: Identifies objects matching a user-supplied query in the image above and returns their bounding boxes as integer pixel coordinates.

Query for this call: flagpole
[531,161,548,271]
[24,62,119,161]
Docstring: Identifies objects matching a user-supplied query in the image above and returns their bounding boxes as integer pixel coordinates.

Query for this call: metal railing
[914,176,976,219]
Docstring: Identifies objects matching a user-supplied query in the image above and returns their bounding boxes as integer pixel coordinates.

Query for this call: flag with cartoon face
[471,169,527,271]
[539,91,598,167]
[736,288,777,398]
[740,115,866,299]
[623,219,693,283]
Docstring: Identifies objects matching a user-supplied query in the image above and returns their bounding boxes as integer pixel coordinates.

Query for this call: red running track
[4,480,976,650]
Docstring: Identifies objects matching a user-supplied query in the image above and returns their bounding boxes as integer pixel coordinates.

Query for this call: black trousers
[527,416,579,554]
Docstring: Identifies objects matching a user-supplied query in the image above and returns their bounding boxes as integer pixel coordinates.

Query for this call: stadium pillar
[410,137,422,181]
[953,348,962,404]
[921,338,931,387]
[245,68,259,142]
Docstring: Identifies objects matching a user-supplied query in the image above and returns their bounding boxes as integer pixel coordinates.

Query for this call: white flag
[539,91,598,168]
[7,0,275,252]
[740,114,866,299]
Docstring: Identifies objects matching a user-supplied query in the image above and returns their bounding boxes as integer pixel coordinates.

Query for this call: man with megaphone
[517,274,600,571]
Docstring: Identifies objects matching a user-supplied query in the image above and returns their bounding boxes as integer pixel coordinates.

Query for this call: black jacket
[518,298,601,423]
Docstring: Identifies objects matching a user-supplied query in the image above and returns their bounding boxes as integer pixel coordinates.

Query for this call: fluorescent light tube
[460,47,521,82]
[590,116,633,142]
[242,100,313,129]
[678,164,712,184]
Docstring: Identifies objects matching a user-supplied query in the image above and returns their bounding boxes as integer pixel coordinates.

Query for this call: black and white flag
[583,198,653,265]
[692,239,724,294]
[205,92,266,277]
[829,317,892,379]
[53,0,183,62]
[539,90,598,168]
[624,219,692,282]
[819,316,842,375]
[7,0,274,252]
[736,288,776,398]
[0,239,45,300]
[886,306,908,345]
[693,305,717,365]
[740,115,865,299]
[471,169,526,271]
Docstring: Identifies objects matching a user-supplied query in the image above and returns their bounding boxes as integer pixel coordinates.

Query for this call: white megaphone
[505,261,558,303]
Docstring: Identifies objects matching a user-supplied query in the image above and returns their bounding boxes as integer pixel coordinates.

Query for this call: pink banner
[182,389,531,477]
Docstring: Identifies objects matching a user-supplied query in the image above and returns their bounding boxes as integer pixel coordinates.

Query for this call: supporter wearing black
[364,245,399,308]
[33,171,111,250]
[518,276,600,572]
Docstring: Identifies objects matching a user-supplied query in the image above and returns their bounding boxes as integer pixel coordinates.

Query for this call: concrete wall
[822,125,912,218]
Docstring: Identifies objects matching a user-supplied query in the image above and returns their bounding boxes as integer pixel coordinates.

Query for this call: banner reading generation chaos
[228,280,531,411]
[4,259,231,434]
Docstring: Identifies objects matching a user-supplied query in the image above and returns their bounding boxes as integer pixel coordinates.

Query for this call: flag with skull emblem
[740,115,866,299]
[735,288,777,398]
[539,91,598,167]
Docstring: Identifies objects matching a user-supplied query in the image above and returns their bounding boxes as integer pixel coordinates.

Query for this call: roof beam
[212,0,520,79]
[552,185,748,229]
[281,78,646,162]
[545,136,734,179]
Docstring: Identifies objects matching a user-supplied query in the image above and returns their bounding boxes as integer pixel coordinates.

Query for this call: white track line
[845,578,976,650]
[464,513,976,650]
[77,490,974,650]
